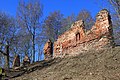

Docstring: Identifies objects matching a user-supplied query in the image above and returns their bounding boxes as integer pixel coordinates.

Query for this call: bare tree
[60,14,76,34]
[108,0,120,19]
[42,11,63,42]
[77,9,95,30]
[17,0,43,62]
[0,12,16,68]
[104,0,120,44]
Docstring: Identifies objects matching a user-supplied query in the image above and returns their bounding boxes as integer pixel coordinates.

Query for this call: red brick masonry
[53,9,114,57]
[44,9,115,59]
[44,39,53,60]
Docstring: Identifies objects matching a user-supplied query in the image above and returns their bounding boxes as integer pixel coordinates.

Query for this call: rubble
[23,55,30,66]
[12,55,20,69]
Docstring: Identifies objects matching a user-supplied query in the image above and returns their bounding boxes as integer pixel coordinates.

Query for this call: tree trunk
[32,34,35,63]
[4,45,9,69]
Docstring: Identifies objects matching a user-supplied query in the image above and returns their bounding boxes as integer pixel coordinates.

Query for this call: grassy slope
[13,47,120,80]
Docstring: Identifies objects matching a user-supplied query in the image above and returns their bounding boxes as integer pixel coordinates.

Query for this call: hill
[10,47,120,80]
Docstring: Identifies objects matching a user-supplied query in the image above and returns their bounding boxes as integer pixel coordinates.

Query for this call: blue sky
[0,0,109,18]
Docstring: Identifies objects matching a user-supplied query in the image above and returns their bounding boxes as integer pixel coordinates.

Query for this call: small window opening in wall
[76,32,80,42]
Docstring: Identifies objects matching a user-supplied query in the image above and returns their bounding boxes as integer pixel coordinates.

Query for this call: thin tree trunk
[38,48,40,61]
[38,49,41,61]
[32,33,35,63]
[4,45,9,69]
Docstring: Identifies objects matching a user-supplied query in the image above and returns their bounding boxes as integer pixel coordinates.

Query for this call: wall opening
[76,32,80,42]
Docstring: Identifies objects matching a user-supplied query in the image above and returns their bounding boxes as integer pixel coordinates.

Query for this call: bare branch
[0,50,6,56]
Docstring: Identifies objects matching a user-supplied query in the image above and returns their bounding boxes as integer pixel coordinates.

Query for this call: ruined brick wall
[44,39,53,60]
[53,9,115,58]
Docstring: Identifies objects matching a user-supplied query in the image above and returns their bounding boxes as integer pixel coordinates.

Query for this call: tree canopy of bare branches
[17,0,43,62]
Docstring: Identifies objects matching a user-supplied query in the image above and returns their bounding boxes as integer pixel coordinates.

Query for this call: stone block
[12,55,20,68]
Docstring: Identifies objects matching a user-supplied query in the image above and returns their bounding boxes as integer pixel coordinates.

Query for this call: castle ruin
[44,9,115,59]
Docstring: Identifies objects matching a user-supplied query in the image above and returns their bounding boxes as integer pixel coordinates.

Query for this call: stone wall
[53,9,115,58]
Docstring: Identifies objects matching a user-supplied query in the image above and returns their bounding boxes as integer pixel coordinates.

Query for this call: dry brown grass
[13,47,120,80]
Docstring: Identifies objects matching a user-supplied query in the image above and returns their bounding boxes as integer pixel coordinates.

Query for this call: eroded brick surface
[53,9,115,58]
[44,39,53,60]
